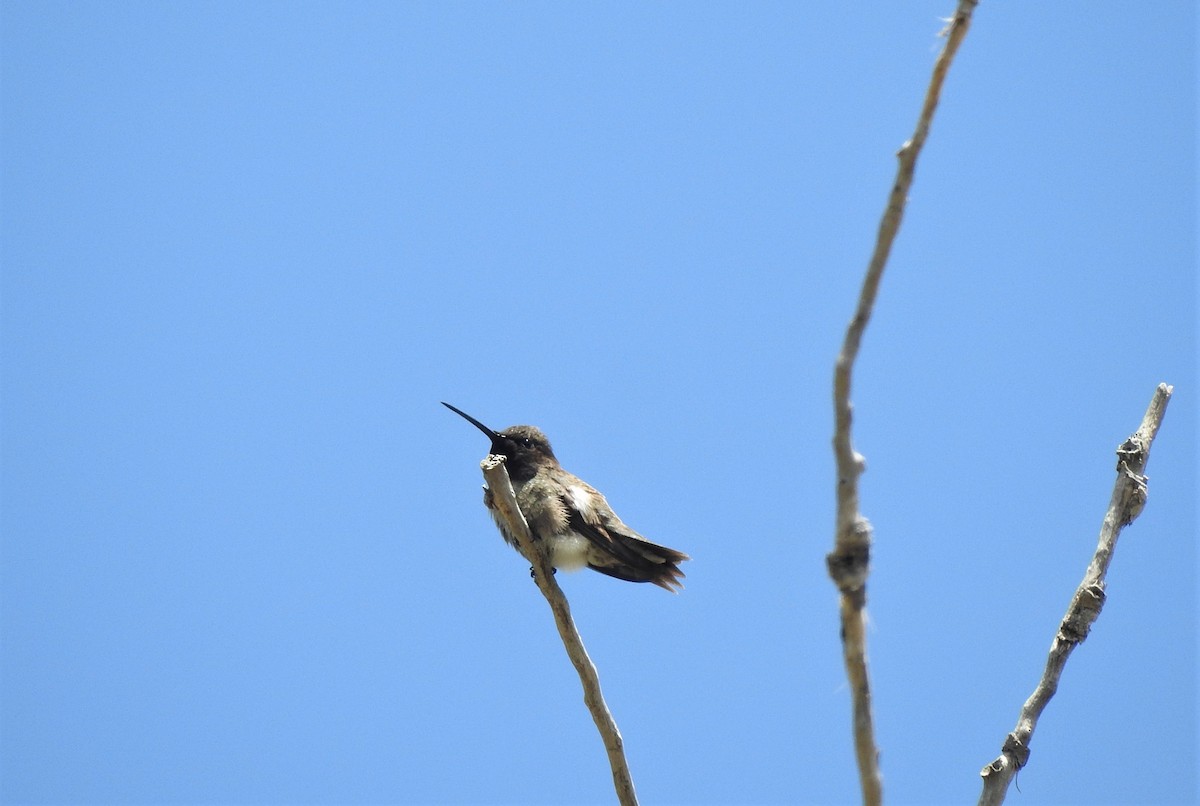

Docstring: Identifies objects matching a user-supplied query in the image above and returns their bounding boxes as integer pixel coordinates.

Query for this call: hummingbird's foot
[528,566,557,579]
[482,486,495,510]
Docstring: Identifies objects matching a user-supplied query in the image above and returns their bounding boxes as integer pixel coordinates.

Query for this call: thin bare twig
[977,383,1173,806]
[827,3,977,804]
[480,455,638,806]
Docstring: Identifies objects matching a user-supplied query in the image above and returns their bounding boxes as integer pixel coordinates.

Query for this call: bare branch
[480,455,638,806]
[827,3,977,804]
[977,383,1174,806]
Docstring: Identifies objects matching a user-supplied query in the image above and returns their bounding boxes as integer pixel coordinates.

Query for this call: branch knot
[827,517,873,593]
[1115,436,1146,471]
[1001,733,1030,770]
[1060,583,1106,644]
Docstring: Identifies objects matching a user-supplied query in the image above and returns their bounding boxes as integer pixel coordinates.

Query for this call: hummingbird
[442,402,689,592]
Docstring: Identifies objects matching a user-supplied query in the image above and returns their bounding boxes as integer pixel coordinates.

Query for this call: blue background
[2,3,1195,805]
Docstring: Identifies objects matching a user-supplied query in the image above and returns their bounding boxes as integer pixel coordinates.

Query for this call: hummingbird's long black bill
[441,402,505,452]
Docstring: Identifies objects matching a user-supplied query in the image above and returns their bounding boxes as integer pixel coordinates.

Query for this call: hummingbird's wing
[562,485,689,592]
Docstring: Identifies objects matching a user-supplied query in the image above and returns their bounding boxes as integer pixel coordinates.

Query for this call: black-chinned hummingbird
[443,402,689,592]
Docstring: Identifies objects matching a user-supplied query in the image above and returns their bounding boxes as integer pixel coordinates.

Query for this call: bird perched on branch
[443,402,689,592]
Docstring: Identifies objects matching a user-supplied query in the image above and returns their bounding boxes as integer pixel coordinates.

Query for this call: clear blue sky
[2,3,1195,805]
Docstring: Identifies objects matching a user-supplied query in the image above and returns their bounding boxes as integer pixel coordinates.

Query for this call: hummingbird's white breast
[548,532,591,571]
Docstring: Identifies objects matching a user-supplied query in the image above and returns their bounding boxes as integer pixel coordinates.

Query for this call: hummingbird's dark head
[442,402,558,477]
[494,425,557,466]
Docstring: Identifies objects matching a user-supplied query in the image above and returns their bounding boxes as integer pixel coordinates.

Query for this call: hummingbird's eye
[519,437,534,448]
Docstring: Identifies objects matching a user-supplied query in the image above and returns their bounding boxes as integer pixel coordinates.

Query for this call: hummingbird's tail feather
[587,536,690,593]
